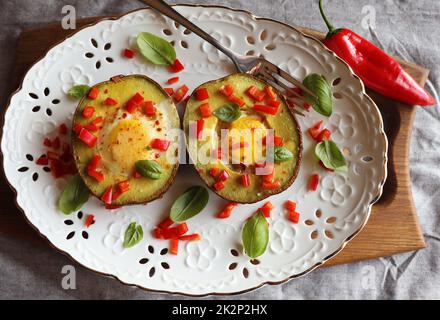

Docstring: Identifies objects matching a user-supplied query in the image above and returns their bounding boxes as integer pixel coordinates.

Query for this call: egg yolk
[100,119,150,176]
[228,117,266,164]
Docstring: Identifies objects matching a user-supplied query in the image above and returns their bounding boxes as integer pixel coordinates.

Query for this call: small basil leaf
[123,222,143,248]
[315,140,348,172]
[303,74,333,117]
[242,211,269,259]
[170,186,209,222]
[68,85,91,99]
[136,32,176,66]
[58,175,90,215]
[135,160,163,180]
[273,146,294,163]
[213,103,241,122]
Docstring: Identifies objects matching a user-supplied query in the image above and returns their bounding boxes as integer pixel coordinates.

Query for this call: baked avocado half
[72,75,180,206]
[183,73,302,203]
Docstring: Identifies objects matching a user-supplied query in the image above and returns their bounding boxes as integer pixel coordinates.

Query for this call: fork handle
[139,0,238,62]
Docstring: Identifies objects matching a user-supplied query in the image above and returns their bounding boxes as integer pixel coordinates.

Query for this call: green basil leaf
[273,146,294,163]
[68,85,91,99]
[135,160,163,180]
[315,140,348,172]
[136,32,176,66]
[170,186,209,222]
[303,74,333,117]
[58,175,90,215]
[242,211,269,259]
[123,222,144,248]
[213,103,241,122]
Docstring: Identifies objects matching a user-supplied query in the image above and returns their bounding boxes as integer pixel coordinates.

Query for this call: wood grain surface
[0,17,426,267]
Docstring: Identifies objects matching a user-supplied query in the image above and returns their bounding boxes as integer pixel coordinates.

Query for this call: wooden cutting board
[0,17,426,267]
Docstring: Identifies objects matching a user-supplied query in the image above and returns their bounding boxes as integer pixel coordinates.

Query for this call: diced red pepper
[288,211,300,223]
[87,154,102,171]
[47,151,60,161]
[196,119,204,140]
[73,124,83,134]
[308,120,324,140]
[217,202,237,219]
[195,88,209,101]
[104,97,118,106]
[169,238,179,255]
[36,155,49,166]
[151,138,171,151]
[174,84,189,103]
[161,223,188,239]
[117,180,130,193]
[240,174,250,187]
[125,93,144,113]
[246,85,266,102]
[267,99,281,108]
[213,181,225,191]
[82,106,95,118]
[228,95,245,107]
[285,200,296,211]
[218,170,230,182]
[209,167,219,178]
[88,87,99,100]
[167,76,179,85]
[78,128,97,147]
[308,174,319,191]
[153,228,163,239]
[59,123,68,135]
[143,101,156,116]
[218,84,234,97]
[265,86,277,100]
[259,201,274,218]
[199,103,212,118]
[262,180,281,190]
[133,170,142,178]
[131,93,144,104]
[164,87,174,96]
[52,137,61,150]
[158,217,174,229]
[178,234,201,241]
[123,48,135,59]
[252,104,279,115]
[43,138,52,147]
[316,128,331,142]
[85,215,95,228]
[105,204,121,210]
[87,168,105,182]
[100,186,113,204]
[169,58,185,73]
[274,136,283,147]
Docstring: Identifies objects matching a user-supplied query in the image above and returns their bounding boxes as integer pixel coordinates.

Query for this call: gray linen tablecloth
[0,0,439,299]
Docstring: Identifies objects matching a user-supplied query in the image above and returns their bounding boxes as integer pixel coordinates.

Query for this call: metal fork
[139,0,313,116]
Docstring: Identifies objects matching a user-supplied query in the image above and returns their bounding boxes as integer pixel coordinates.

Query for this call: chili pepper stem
[318,0,339,38]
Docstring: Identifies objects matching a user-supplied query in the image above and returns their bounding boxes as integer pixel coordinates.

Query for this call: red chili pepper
[213,181,225,191]
[209,167,219,178]
[178,234,201,241]
[123,48,135,59]
[143,101,156,116]
[285,200,296,211]
[218,84,234,97]
[59,123,68,135]
[36,155,49,166]
[318,0,435,106]
[169,238,179,255]
[169,58,185,73]
[174,84,189,103]
[316,128,331,142]
[78,128,97,147]
[252,104,279,115]
[308,174,320,191]
[308,120,323,140]
[196,119,204,140]
[240,174,250,187]
[228,95,245,107]
[218,170,230,182]
[288,211,300,224]
[100,186,113,204]
[104,97,118,106]
[265,86,277,100]
[85,215,95,228]
[82,106,95,118]
[167,76,179,85]
[158,217,174,229]
[199,103,212,118]
[164,87,174,96]
[88,87,99,100]
[151,138,171,151]
[195,88,210,101]
[246,85,266,102]
[262,181,281,190]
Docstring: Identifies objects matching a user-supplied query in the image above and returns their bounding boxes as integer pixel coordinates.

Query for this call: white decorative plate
[1,5,387,296]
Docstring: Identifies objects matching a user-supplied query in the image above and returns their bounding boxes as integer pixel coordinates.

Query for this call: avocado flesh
[72,75,180,205]
[184,73,302,203]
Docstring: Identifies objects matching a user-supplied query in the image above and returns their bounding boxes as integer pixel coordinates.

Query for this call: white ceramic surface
[1,5,387,296]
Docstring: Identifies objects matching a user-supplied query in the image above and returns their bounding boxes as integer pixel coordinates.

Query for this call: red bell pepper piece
[209,167,219,178]
[88,87,99,100]
[218,170,230,182]
[169,238,179,255]
[133,170,142,179]
[274,136,283,147]
[123,48,135,59]
[153,228,164,239]
[164,87,174,96]
[288,211,300,223]
[199,103,212,118]
[262,181,281,190]
[265,86,277,100]
[308,174,320,191]
[143,101,156,116]
[260,201,274,218]
[174,84,189,103]
[218,84,234,97]
[285,200,297,211]
[316,128,331,142]
[36,155,49,166]
[196,119,204,140]
[167,76,179,84]
[100,186,113,204]
[150,138,171,151]
[228,95,245,107]
[267,99,281,108]
[85,215,95,228]
[52,137,60,150]
[213,181,225,191]
[104,97,118,106]
[87,168,104,182]
[217,202,237,219]
[252,104,279,115]
[59,123,68,135]
[240,174,250,187]
[125,92,144,113]
[78,128,97,147]
[87,155,102,171]
[318,0,435,106]
[308,120,324,140]
[158,217,174,229]
[178,234,201,241]
[161,223,188,239]
[82,106,95,118]
[195,88,209,101]
[43,137,52,147]
[117,180,130,193]
[169,58,185,73]
[246,85,266,102]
